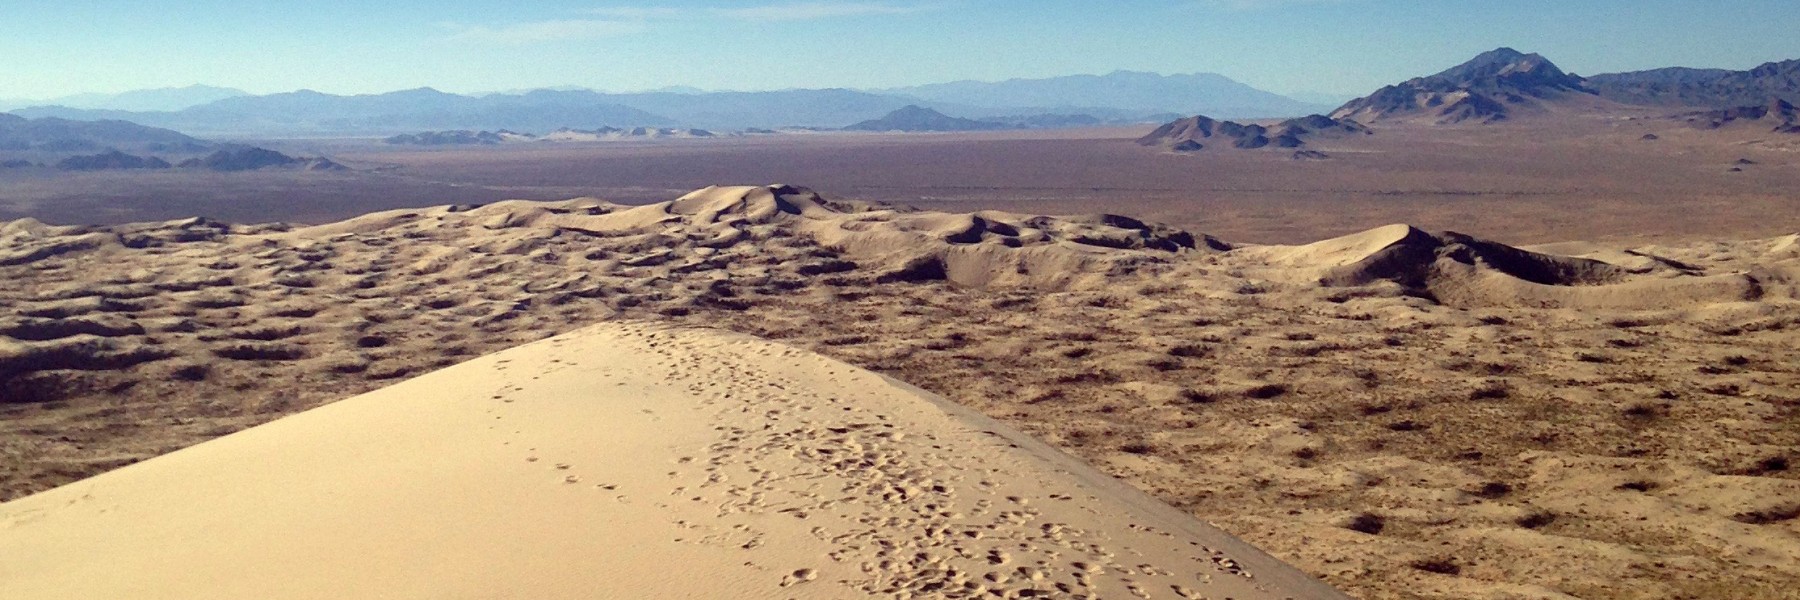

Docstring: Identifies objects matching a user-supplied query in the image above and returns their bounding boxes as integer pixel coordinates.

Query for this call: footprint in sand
[778,568,819,587]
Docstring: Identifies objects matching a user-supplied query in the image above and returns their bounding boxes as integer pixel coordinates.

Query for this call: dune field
[0,322,1347,599]
[2,184,1797,599]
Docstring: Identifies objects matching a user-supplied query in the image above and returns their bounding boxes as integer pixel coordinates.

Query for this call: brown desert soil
[4,117,1798,246]
[2,177,1797,599]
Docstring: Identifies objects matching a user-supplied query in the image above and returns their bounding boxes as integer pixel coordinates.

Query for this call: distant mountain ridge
[0,85,248,112]
[7,72,1326,136]
[1332,48,1596,124]
[879,71,1330,118]
[0,113,348,173]
[384,130,514,145]
[49,147,344,172]
[0,114,209,153]
[1334,48,1800,125]
[8,87,964,135]
[176,147,346,171]
[594,88,915,129]
[1588,58,1800,108]
[16,54,1800,136]
[55,150,173,171]
[15,88,675,137]
[844,106,1012,132]
[1138,114,1370,153]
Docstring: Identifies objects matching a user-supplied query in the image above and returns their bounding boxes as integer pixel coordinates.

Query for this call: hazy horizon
[5,1,1800,102]
[0,70,1330,105]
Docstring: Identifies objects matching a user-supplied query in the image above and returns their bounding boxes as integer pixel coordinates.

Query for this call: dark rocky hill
[55,150,172,171]
[0,115,209,154]
[1335,48,1800,123]
[49,146,343,172]
[843,106,1013,132]
[1137,114,1370,152]
[1332,48,1595,124]
[175,147,346,171]
[385,130,507,145]
[1589,59,1800,108]
[1680,98,1800,133]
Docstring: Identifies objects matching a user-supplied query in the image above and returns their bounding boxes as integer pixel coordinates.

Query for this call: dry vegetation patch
[3,185,1799,599]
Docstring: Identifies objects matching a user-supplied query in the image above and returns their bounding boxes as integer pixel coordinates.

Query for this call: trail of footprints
[484,327,1271,600]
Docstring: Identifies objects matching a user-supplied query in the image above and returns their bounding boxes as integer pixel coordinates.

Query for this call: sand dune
[0,185,1210,405]
[1242,224,1766,309]
[0,322,1347,599]
[3,185,1798,599]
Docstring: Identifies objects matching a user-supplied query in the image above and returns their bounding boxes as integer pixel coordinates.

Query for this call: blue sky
[4,0,1799,99]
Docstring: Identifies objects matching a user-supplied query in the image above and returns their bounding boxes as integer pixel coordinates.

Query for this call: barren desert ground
[5,117,1798,245]
[2,144,1797,600]
[333,119,1800,246]
[11,4,1800,598]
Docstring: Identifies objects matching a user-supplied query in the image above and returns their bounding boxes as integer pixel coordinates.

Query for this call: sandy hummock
[0,322,1346,600]
[2,185,1798,599]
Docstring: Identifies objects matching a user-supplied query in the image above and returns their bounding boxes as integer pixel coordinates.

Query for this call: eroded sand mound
[0,323,1347,600]
[0,185,1204,406]
[293,184,1211,289]
[1244,224,1768,309]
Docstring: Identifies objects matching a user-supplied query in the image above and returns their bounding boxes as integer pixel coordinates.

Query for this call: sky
[4,0,1800,100]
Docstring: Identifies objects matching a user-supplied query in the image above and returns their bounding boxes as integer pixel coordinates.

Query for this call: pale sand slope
[0,321,1348,600]
[3,185,1798,599]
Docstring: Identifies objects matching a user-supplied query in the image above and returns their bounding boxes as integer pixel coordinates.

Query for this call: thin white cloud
[442,19,645,44]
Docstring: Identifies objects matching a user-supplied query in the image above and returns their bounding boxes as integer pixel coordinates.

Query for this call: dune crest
[0,189,1791,408]
[0,322,1348,600]
[1245,223,1771,308]
[0,185,1212,406]
[288,184,1210,290]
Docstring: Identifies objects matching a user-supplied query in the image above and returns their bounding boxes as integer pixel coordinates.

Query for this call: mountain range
[48,147,343,172]
[5,72,1333,137]
[12,89,675,138]
[0,113,209,153]
[876,71,1322,118]
[1588,59,1800,108]
[0,85,249,113]
[1332,48,1800,125]
[14,54,1800,138]
[0,113,346,172]
[1331,48,1597,124]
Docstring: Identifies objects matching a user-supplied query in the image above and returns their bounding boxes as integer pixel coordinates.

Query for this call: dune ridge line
[0,321,1349,600]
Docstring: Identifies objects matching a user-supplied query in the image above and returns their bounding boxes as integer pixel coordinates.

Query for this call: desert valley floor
[5,116,1800,245]
[2,121,1799,600]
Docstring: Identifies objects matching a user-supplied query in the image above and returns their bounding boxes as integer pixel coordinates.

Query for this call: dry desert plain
[2,117,1799,599]
[324,118,1800,246]
[5,114,1799,245]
